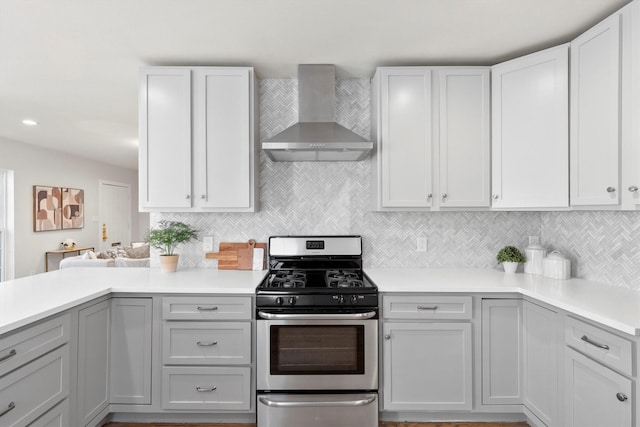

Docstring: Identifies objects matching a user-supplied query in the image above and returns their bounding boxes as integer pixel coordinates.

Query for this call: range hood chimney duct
[262,64,373,161]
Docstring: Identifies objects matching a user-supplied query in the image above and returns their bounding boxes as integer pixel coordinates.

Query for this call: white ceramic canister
[524,236,546,275]
[543,250,571,280]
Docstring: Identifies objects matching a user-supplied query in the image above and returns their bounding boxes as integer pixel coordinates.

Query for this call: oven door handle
[259,395,376,408]
[257,311,376,320]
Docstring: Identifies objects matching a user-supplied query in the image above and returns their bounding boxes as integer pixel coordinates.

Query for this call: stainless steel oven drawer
[257,393,378,427]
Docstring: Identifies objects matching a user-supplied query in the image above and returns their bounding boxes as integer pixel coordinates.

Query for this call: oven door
[257,311,378,391]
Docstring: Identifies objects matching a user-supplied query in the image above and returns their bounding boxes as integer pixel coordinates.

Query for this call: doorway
[99,180,131,251]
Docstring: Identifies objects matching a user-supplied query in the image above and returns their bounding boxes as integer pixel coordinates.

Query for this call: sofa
[59,243,150,269]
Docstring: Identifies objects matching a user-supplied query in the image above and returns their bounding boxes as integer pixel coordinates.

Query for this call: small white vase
[502,262,519,274]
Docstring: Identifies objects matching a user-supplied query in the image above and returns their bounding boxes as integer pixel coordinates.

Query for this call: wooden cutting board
[205,241,266,270]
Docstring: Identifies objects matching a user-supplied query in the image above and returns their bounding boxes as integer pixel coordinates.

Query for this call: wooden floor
[105,422,529,427]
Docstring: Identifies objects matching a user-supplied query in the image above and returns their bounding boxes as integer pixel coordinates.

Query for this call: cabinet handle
[442,193,448,200]
[0,349,16,363]
[417,305,438,311]
[197,341,218,347]
[629,186,639,193]
[616,392,628,402]
[492,194,499,200]
[196,386,217,392]
[427,193,433,200]
[200,194,206,199]
[606,187,616,193]
[384,334,391,340]
[0,402,15,417]
[197,306,218,311]
[186,194,191,199]
[581,335,610,350]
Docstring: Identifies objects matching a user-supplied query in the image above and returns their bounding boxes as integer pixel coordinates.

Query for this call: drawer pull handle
[417,305,438,311]
[196,386,217,392]
[197,306,218,311]
[0,402,15,417]
[616,392,628,402]
[197,341,218,347]
[0,349,16,363]
[581,335,610,350]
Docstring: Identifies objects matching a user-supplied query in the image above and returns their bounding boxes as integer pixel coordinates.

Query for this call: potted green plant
[496,245,526,274]
[147,220,198,272]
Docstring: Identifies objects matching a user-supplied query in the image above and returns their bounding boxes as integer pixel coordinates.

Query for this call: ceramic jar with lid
[524,236,546,275]
[543,250,571,280]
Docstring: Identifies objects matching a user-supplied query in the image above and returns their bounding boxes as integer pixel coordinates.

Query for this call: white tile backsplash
[153,78,640,291]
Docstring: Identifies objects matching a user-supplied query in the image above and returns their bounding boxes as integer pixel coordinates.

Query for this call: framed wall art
[33,185,62,231]
[62,187,84,229]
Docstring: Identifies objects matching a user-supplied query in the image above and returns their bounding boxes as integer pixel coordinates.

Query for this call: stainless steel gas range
[256,235,379,427]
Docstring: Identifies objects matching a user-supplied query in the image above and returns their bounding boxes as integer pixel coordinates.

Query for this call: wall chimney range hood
[262,64,373,162]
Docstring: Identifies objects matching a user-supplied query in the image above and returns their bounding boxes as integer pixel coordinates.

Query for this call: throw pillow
[124,244,149,259]
[81,251,91,260]
[88,251,98,260]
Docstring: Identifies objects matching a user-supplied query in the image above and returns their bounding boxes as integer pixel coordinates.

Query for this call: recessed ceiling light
[22,119,38,126]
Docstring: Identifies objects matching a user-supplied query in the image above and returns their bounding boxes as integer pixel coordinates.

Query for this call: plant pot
[159,254,179,273]
[502,261,519,274]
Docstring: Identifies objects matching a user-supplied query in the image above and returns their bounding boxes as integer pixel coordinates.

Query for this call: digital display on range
[306,240,325,250]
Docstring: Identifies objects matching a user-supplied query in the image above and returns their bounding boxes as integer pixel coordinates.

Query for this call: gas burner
[269,279,305,289]
[328,279,364,288]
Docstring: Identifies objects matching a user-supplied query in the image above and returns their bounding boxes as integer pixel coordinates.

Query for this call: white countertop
[0,268,267,335]
[366,268,640,336]
[1,267,639,337]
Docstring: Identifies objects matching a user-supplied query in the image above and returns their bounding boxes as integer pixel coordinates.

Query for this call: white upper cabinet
[139,66,257,212]
[139,68,192,209]
[437,69,490,208]
[491,44,569,209]
[622,1,640,209]
[570,12,622,206]
[373,67,433,209]
[372,67,490,210]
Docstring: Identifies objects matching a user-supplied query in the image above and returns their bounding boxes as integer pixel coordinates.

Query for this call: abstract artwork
[62,187,84,229]
[33,186,62,231]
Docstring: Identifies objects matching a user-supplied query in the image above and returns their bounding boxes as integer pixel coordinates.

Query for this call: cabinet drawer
[0,314,70,378]
[383,296,472,319]
[163,321,251,365]
[162,366,251,410]
[0,345,69,426]
[29,399,69,427]
[162,296,251,320]
[565,316,633,375]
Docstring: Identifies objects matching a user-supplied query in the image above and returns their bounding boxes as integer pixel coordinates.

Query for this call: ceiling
[0,0,631,171]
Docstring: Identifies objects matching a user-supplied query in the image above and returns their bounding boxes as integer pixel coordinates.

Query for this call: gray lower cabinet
[0,314,70,427]
[481,299,523,405]
[160,296,253,412]
[110,298,153,405]
[77,299,111,426]
[523,300,558,427]
[382,295,473,411]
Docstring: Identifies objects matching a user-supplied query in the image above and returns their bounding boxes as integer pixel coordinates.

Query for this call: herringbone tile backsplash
[153,78,640,290]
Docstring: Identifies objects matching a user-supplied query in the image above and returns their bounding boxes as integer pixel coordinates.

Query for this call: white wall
[0,137,148,278]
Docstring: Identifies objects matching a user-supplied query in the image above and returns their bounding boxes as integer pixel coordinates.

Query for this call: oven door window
[270,325,365,375]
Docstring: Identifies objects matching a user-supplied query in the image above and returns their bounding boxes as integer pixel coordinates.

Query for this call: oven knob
[275,297,284,306]
[338,295,346,304]
[288,296,297,306]
[351,295,359,305]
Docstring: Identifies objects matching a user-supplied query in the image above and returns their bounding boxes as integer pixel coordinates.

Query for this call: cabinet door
[139,67,192,209]
[438,68,490,208]
[570,13,621,206]
[382,322,472,410]
[523,301,558,427]
[564,347,632,427]
[378,68,433,208]
[491,45,569,208]
[110,298,152,405]
[482,299,522,405]
[623,2,640,208]
[77,300,111,426]
[193,68,256,211]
